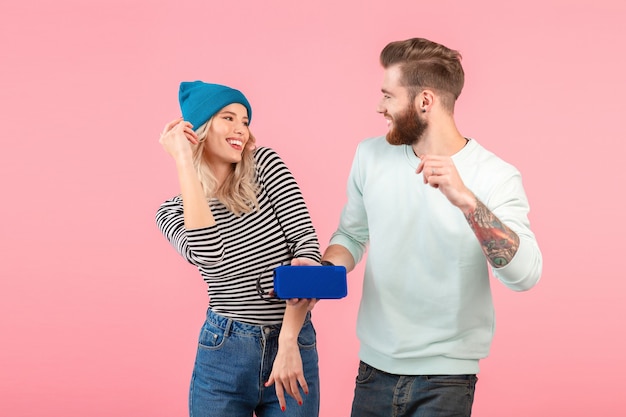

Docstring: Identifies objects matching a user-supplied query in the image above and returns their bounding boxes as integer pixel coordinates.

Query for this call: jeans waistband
[205,308,311,337]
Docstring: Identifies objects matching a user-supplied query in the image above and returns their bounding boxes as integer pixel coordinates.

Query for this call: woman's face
[203,103,250,166]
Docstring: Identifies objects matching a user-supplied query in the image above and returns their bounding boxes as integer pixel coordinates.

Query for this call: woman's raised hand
[158,118,199,162]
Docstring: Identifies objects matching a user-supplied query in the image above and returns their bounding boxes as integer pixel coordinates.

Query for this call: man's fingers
[416,160,424,174]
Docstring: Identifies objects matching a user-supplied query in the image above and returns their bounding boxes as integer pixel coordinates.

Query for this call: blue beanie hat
[178,81,252,129]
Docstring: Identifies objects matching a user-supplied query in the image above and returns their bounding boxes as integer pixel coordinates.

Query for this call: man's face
[385,102,428,146]
[377,65,428,146]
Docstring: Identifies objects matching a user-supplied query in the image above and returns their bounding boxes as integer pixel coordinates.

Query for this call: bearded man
[321,38,543,417]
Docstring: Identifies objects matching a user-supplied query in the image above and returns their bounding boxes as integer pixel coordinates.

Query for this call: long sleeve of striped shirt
[155,147,321,324]
[254,147,321,263]
[154,205,225,267]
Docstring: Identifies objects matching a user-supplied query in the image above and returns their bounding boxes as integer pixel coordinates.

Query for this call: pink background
[1,0,625,415]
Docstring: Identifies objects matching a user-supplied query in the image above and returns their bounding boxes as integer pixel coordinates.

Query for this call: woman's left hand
[286,297,318,311]
[286,257,320,311]
[265,343,307,411]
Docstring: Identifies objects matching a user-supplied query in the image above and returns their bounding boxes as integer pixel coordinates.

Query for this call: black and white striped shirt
[156,147,321,325]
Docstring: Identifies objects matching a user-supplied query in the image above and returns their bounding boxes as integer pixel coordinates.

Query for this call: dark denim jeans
[189,309,319,417]
[351,361,477,417]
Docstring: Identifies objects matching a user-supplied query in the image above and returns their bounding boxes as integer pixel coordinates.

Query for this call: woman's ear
[246,134,257,151]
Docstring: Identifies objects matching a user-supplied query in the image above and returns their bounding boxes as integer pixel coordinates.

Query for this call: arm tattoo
[464,197,520,268]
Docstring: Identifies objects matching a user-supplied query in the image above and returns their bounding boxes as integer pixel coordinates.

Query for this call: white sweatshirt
[330,137,542,375]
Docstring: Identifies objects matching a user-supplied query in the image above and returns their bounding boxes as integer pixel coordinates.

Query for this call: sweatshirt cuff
[493,237,542,291]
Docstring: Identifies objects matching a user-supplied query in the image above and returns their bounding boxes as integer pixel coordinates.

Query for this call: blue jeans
[350,361,477,417]
[189,309,319,417]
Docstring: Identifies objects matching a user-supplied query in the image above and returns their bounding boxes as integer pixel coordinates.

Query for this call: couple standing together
[155,37,543,417]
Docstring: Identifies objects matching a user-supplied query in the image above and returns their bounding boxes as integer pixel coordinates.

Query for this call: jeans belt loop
[224,318,233,337]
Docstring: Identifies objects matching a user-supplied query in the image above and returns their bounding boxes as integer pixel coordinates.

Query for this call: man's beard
[385,104,428,146]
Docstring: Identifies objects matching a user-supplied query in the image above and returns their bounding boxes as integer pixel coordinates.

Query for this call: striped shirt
[156,147,321,325]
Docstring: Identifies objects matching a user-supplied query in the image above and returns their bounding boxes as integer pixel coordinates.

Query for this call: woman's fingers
[183,125,199,144]
[161,117,184,135]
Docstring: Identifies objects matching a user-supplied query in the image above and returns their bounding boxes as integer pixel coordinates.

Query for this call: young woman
[156,81,321,417]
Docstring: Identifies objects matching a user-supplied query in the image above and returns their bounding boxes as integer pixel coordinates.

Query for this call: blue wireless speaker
[273,265,348,299]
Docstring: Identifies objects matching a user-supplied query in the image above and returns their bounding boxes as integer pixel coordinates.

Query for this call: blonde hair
[192,120,258,216]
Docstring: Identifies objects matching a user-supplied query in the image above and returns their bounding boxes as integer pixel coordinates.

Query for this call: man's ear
[415,89,435,113]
